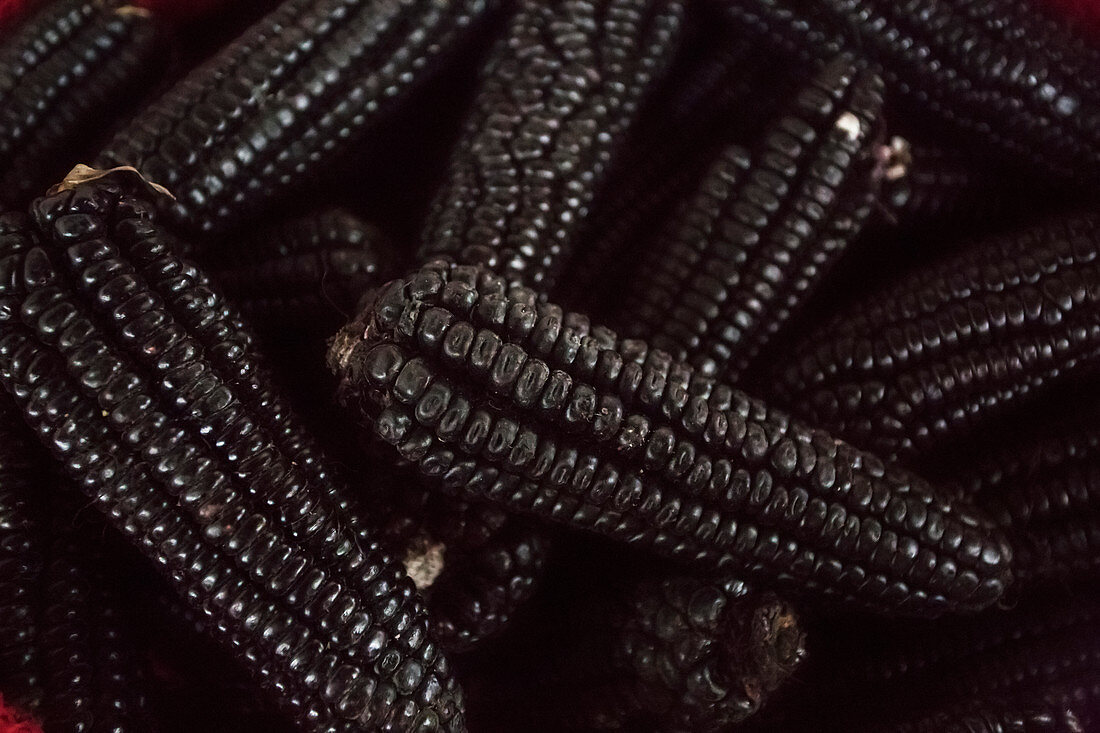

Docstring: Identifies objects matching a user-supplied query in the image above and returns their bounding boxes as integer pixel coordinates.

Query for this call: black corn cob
[710,0,1100,184]
[953,401,1100,588]
[207,208,398,336]
[0,169,464,731]
[95,0,497,240]
[880,699,1083,733]
[0,0,164,207]
[564,576,805,732]
[878,139,1020,230]
[773,212,1100,464]
[559,31,787,313]
[417,0,686,292]
[329,259,1014,617]
[851,591,1100,732]
[0,401,152,732]
[614,54,885,383]
[0,402,45,714]
[371,483,550,653]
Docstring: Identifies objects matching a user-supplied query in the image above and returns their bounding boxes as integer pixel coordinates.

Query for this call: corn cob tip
[46,164,174,200]
[748,594,805,688]
[403,532,447,591]
[876,136,912,183]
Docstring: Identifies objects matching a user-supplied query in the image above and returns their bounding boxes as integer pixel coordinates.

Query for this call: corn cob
[411,518,549,653]
[207,208,398,336]
[0,169,464,731]
[878,139,1023,231]
[710,0,1100,184]
[329,259,1013,617]
[951,401,1100,588]
[806,589,1100,733]
[614,54,885,383]
[95,0,497,240]
[774,212,1100,464]
[0,402,152,731]
[0,0,163,207]
[560,30,789,314]
[566,576,804,732]
[135,575,300,732]
[0,407,48,715]
[880,699,1083,733]
[417,0,686,292]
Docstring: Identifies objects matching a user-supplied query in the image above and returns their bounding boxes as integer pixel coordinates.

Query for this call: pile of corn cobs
[0,0,1098,730]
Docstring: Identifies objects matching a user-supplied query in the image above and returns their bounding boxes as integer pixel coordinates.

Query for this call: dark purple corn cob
[878,139,1019,230]
[329,259,1013,617]
[710,0,1100,184]
[371,483,550,653]
[614,54,885,383]
[207,208,397,335]
[566,576,805,732]
[0,0,163,207]
[806,589,1100,733]
[417,0,686,291]
[0,169,464,731]
[136,577,300,733]
[774,212,1100,464]
[0,402,152,732]
[953,402,1100,588]
[881,699,1083,733]
[560,31,786,311]
[0,402,45,713]
[95,0,496,240]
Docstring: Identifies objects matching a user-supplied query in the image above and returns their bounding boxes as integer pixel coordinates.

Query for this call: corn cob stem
[95,0,496,240]
[566,576,804,732]
[0,0,164,207]
[417,0,686,292]
[774,212,1100,464]
[330,259,1013,617]
[0,170,464,731]
[710,0,1100,184]
[614,54,885,383]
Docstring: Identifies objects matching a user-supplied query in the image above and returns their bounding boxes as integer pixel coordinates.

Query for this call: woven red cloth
[0,696,41,733]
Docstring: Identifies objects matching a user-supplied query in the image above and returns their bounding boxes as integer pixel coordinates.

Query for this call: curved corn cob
[559,32,786,312]
[774,212,1100,464]
[710,0,1100,183]
[0,402,152,732]
[207,209,398,335]
[0,0,163,207]
[0,170,464,731]
[417,0,686,292]
[953,402,1100,588]
[615,54,885,383]
[567,576,804,732]
[95,0,496,239]
[329,259,1013,617]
